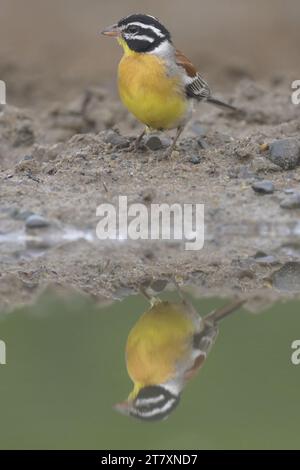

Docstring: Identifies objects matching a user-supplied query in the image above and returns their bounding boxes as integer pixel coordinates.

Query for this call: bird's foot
[162,147,176,160]
[127,140,148,155]
[127,141,140,154]
[127,129,147,154]
[163,148,178,160]
[139,286,162,307]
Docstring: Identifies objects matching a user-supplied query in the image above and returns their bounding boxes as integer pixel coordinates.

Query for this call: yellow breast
[118,42,188,130]
[126,301,194,398]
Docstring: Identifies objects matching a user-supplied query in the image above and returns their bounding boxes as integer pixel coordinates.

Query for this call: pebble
[272,262,300,292]
[252,157,281,173]
[151,279,169,292]
[197,138,209,149]
[190,155,201,165]
[104,130,129,148]
[254,252,278,265]
[280,193,300,209]
[10,209,34,221]
[141,189,155,203]
[145,135,163,151]
[252,180,275,194]
[284,188,296,194]
[235,147,252,160]
[25,214,50,229]
[268,138,300,170]
[145,135,171,151]
[14,123,35,147]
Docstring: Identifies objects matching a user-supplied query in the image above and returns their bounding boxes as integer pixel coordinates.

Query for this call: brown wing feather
[175,49,211,100]
[183,322,219,383]
[175,49,198,78]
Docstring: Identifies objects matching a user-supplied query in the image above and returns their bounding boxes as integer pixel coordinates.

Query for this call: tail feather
[207,97,237,112]
[205,299,245,324]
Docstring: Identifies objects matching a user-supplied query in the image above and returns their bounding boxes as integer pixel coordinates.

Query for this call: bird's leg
[128,128,147,153]
[135,127,147,150]
[172,278,198,317]
[139,286,162,307]
[164,125,184,159]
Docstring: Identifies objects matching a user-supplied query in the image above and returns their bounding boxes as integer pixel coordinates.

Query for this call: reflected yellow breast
[126,302,194,397]
[118,45,187,130]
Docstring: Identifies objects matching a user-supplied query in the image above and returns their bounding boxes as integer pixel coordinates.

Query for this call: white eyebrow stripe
[135,395,165,406]
[138,399,176,418]
[126,22,165,37]
[124,34,155,43]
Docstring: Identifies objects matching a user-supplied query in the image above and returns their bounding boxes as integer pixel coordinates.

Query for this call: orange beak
[114,400,131,416]
[101,24,121,37]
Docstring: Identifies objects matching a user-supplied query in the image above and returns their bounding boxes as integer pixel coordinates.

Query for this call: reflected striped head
[115,385,180,422]
[102,14,172,53]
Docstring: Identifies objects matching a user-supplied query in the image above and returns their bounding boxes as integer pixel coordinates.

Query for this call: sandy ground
[1,1,300,311]
[1,77,300,311]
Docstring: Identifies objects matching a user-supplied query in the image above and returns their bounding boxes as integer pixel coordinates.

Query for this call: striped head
[115,385,180,422]
[102,14,172,53]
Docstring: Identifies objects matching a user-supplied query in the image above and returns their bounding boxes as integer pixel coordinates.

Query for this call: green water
[0,293,299,450]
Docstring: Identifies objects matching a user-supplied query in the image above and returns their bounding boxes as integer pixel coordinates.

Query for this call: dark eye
[126,25,139,34]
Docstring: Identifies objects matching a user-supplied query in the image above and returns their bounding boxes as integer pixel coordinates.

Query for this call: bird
[114,283,244,421]
[102,13,237,158]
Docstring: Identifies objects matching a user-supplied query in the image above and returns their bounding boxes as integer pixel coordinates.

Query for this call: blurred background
[0,0,299,105]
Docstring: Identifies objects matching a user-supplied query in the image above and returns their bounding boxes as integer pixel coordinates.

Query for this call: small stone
[237,269,255,280]
[15,159,40,175]
[197,138,209,149]
[268,138,300,170]
[235,148,251,160]
[252,157,281,173]
[143,250,155,261]
[145,135,170,151]
[25,214,50,229]
[145,135,163,151]
[151,279,168,292]
[141,188,155,203]
[280,193,300,209]
[252,180,275,194]
[260,143,269,152]
[254,252,278,265]
[11,209,34,221]
[272,262,300,292]
[190,155,201,165]
[284,188,296,194]
[14,123,35,147]
[104,130,129,148]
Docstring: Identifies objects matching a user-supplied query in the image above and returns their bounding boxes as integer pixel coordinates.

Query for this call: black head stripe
[118,14,171,53]
[130,386,180,422]
[118,14,171,39]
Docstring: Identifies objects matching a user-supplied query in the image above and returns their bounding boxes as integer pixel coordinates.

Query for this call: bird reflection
[115,282,244,421]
